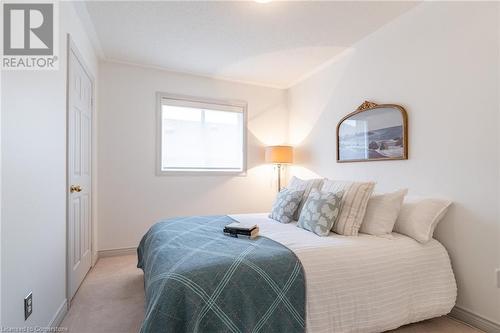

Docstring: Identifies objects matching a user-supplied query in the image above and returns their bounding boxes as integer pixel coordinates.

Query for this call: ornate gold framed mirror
[337,101,408,163]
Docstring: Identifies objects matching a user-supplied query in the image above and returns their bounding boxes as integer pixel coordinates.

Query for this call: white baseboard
[98,247,136,258]
[48,299,67,328]
[449,306,500,333]
[92,251,99,266]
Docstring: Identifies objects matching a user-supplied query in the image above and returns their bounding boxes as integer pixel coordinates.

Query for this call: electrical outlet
[24,293,32,320]
[496,269,500,288]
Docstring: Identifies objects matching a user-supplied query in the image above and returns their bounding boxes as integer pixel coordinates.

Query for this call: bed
[231,213,457,333]
[138,213,456,333]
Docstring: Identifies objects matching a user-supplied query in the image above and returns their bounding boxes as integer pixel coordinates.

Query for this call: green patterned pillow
[297,189,344,236]
[269,189,304,224]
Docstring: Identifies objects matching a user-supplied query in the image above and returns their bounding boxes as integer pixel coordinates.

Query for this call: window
[157,93,247,174]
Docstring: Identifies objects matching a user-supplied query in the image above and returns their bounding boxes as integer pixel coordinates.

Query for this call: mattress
[229,213,457,333]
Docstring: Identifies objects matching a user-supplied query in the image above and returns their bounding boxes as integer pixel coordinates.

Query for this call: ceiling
[81,1,418,89]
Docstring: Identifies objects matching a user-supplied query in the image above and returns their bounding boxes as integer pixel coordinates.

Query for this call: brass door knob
[70,185,82,193]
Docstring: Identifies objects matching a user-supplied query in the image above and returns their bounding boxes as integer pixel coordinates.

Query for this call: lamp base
[277,164,282,192]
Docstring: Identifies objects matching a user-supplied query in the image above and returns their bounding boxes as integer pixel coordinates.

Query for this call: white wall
[1,2,98,327]
[97,62,287,250]
[288,1,500,325]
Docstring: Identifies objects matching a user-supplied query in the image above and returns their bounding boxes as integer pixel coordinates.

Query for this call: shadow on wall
[433,202,499,309]
[214,46,350,88]
[247,100,289,148]
[288,47,357,147]
[287,47,359,179]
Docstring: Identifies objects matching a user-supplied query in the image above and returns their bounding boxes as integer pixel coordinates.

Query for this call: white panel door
[68,46,93,300]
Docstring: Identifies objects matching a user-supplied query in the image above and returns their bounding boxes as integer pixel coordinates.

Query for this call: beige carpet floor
[61,255,483,333]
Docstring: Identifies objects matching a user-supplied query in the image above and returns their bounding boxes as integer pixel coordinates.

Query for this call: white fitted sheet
[229,213,457,333]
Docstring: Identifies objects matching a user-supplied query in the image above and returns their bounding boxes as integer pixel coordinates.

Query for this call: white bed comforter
[229,213,457,333]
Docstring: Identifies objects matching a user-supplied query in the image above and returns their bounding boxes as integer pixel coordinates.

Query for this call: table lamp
[265,145,293,192]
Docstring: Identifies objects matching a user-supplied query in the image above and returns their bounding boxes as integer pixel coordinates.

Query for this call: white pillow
[321,179,375,236]
[393,197,452,243]
[287,176,324,220]
[360,189,408,236]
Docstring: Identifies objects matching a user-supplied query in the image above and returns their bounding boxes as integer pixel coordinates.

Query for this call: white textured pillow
[393,197,452,243]
[360,189,408,236]
[321,179,375,236]
[287,176,324,220]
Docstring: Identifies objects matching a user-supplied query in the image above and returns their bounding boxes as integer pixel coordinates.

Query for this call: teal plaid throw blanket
[137,215,306,333]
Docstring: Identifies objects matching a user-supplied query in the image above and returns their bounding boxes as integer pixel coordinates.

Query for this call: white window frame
[156,92,247,176]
